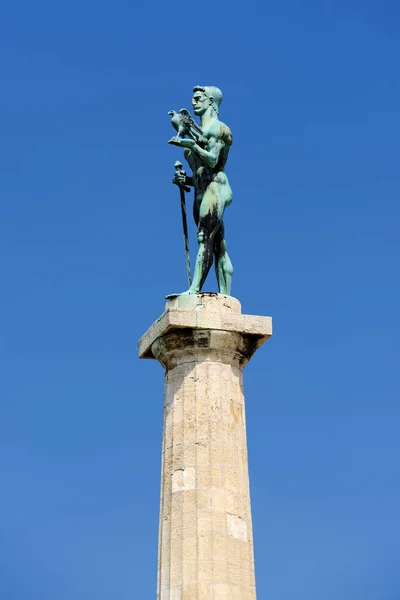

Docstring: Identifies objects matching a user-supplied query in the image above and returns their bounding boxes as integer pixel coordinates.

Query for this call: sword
[173,161,192,287]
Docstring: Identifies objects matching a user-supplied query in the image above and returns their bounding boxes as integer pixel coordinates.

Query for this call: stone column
[138,293,272,600]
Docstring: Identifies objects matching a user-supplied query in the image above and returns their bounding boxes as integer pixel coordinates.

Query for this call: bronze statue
[168,86,234,296]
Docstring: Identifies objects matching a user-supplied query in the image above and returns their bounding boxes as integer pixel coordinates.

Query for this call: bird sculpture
[168,108,203,141]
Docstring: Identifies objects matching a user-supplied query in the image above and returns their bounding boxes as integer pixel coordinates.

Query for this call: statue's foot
[165,289,196,299]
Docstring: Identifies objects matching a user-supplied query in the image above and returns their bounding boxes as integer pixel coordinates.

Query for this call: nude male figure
[168,86,234,296]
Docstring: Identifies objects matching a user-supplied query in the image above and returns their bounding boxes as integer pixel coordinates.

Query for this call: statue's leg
[213,224,233,295]
[187,184,224,294]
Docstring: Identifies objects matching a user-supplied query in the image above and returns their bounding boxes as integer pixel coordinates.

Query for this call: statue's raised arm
[167,86,233,298]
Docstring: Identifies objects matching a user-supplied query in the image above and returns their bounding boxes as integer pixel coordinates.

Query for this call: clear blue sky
[0,0,399,598]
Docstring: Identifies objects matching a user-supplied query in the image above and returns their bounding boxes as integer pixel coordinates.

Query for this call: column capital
[138,293,272,367]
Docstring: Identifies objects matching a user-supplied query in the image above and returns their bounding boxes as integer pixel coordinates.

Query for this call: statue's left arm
[189,136,223,169]
[170,130,224,170]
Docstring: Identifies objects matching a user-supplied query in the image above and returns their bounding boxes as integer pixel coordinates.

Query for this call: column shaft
[153,332,255,600]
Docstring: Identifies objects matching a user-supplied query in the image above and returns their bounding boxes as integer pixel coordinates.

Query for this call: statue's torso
[185,119,232,197]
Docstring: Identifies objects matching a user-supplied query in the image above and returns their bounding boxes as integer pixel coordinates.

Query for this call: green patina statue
[168,86,234,296]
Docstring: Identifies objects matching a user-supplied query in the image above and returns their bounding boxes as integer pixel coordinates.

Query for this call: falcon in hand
[168,108,203,141]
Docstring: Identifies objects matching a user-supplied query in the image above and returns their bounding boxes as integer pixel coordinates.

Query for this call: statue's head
[192,86,223,117]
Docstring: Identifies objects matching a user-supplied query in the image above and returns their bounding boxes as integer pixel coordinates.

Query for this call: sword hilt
[173,161,190,193]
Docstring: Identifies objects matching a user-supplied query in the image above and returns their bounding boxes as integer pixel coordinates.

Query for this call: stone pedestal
[139,293,272,600]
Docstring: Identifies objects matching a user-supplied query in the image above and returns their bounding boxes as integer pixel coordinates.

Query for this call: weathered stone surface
[139,293,272,599]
